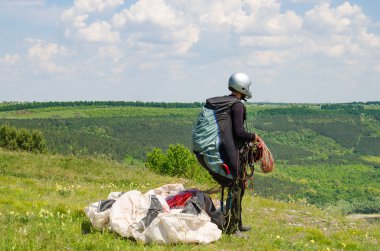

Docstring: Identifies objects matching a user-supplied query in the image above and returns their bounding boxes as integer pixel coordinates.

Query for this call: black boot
[233,230,249,239]
[239,225,252,232]
[239,219,251,232]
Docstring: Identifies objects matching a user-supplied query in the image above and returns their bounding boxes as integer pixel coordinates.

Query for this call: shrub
[145,147,167,174]
[165,144,197,177]
[327,200,355,215]
[146,144,197,177]
[145,144,212,183]
[0,124,47,153]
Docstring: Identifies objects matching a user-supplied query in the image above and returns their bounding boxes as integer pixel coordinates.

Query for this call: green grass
[361,155,380,164]
[253,163,380,214]
[1,149,379,250]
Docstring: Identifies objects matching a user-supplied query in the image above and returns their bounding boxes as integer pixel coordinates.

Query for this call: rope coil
[252,137,275,174]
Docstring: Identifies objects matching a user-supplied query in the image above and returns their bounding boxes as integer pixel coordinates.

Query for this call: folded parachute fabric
[84,184,222,244]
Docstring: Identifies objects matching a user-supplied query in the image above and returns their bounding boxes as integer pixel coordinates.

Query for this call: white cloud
[304,2,367,34]
[247,50,294,67]
[62,0,380,80]
[281,1,380,67]
[290,0,330,3]
[192,0,302,35]
[73,14,88,29]
[108,0,304,55]
[61,0,123,43]
[77,0,124,13]
[359,31,380,47]
[7,0,44,7]
[27,40,74,73]
[60,7,75,21]
[267,10,303,34]
[58,0,380,67]
[112,0,200,54]
[27,40,73,60]
[113,0,178,28]
[77,21,120,43]
[0,54,20,65]
[189,0,242,28]
[239,35,304,48]
[172,26,200,53]
[325,44,345,58]
[98,45,123,62]
[375,64,380,73]
[10,0,375,102]
[64,0,124,15]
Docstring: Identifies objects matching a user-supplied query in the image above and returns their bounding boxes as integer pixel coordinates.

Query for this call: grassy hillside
[254,164,380,214]
[0,102,379,214]
[1,150,379,250]
[0,102,379,161]
[0,106,199,159]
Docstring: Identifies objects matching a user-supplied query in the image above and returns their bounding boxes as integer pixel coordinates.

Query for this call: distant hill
[0,101,379,160]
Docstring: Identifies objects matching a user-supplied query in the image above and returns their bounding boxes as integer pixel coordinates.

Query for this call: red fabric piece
[221,163,230,175]
[166,191,195,209]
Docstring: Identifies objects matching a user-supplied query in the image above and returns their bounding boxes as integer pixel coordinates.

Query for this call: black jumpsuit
[225,95,255,233]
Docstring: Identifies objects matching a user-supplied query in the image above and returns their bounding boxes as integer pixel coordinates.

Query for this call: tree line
[0,101,203,112]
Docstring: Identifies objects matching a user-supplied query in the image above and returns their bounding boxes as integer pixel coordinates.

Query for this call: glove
[253,133,262,144]
[251,134,275,173]
[252,134,264,162]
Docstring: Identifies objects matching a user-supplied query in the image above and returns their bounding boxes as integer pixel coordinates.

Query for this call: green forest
[0,101,379,214]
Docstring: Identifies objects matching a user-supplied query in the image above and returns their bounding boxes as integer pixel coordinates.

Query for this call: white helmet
[228,72,252,99]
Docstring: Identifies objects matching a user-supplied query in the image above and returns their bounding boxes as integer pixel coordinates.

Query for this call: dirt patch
[346,214,380,222]
[15,110,32,115]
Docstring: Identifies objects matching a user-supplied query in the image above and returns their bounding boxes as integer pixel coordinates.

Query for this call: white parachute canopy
[85,184,222,244]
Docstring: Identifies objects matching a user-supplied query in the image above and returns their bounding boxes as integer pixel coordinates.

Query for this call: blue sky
[1,0,379,103]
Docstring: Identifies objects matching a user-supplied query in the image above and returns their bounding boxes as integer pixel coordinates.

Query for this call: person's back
[192,95,241,185]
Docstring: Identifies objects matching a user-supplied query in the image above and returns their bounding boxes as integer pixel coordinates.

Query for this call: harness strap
[220,186,224,212]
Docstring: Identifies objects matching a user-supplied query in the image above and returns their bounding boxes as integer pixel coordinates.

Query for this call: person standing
[224,72,260,234]
[193,72,261,235]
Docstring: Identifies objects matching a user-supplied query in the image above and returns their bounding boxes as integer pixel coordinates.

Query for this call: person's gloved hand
[252,133,264,162]
[254,133,262,144]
